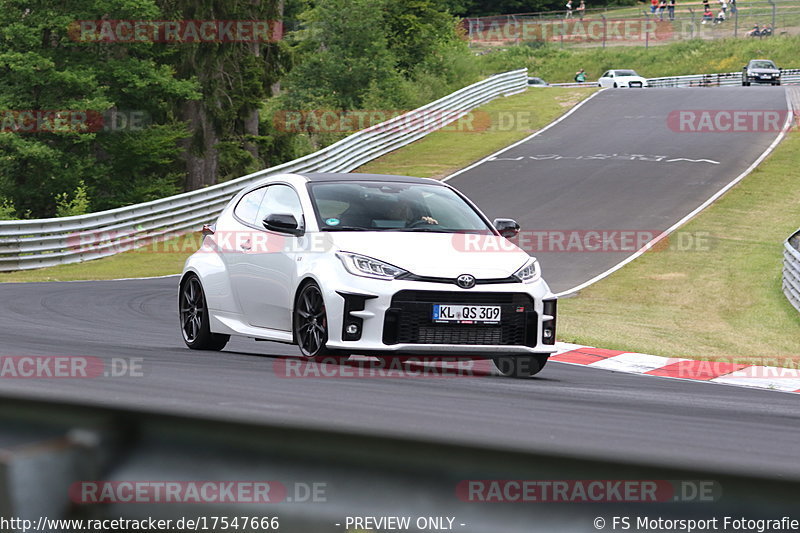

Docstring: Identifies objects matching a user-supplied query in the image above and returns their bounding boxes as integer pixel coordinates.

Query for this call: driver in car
[389,199,438,226]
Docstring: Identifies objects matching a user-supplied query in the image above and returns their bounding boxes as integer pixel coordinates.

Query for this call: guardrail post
[601,14,607,48]
[734,6,738,37]
[768,0,776,32]
[688,8,695,39]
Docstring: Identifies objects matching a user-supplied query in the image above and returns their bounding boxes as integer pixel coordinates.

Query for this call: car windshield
[751,60,776,69]
[616,70,638,77]
[307,181,493,233]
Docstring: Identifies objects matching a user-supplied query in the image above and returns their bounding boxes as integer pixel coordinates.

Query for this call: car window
[617,70,637,76]
[308,181,492,233]
[256,184,304,229]
[233,187,267,225]
[603,71,611,78]
[751,60,776,69]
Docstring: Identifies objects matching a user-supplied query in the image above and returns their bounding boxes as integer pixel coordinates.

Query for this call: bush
[0,197,16,220]
[55,181,91,218]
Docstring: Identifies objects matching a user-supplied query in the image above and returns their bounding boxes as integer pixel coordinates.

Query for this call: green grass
[558,130,800,362]
[0,87,596,283]
[358,86,598,178]
[478,35,800,82]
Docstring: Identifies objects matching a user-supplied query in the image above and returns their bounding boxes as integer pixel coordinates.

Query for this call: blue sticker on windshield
[325,218,340,226]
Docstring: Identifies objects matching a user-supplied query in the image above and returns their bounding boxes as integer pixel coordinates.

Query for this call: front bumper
[748,72,780,83]
[318,272,557,356]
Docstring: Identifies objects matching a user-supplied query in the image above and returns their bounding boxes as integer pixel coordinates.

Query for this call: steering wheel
[407,218,436,228]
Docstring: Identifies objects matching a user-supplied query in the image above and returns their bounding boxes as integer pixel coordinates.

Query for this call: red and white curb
[343,345,799,394]
[551,342,800,394]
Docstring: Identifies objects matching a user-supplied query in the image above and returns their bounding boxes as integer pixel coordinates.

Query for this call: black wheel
[294,282,346,362]
[179,275,229,351]
[493,355,549,378]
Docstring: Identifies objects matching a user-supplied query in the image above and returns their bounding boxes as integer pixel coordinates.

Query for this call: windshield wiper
[394,227,459,233]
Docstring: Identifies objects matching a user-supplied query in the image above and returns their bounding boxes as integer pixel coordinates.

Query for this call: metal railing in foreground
[1,394,799,532]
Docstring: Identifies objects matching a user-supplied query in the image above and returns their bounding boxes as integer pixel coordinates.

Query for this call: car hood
[324,231,532,279]
[617,75,646,81]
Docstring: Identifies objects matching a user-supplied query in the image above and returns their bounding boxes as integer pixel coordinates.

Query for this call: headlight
[336,252,407,280]
[513,258,541,283]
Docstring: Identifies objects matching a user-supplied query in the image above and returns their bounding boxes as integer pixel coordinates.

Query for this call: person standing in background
[650,0,659,15]
[574,68,586,82]
[668,0,676,20]
[578,0,586,20]
[566,0,574,18]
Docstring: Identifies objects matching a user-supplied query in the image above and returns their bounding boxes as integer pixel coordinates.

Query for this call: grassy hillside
[478,36,800,82]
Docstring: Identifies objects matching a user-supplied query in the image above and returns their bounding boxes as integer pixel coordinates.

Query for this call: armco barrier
[0,69,528,272]
[647,69,800,87]
[546,69,800,88]
[784,228,800,313]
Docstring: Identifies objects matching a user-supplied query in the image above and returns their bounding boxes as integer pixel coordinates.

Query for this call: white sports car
[597,69,649,88]
[179,172,558,377]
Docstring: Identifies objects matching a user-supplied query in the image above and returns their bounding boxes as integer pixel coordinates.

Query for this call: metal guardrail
[2,394,800,530]
[784,228,800,313]
[546,69,800,87]
[0,69,528,272]
[647,68,800,87]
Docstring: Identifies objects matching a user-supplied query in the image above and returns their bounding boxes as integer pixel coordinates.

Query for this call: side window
[233,187,267,225]
[256,184,304,229]
[607,71,614,78]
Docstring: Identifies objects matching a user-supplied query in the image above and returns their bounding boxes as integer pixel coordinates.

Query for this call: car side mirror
[493,218,520,238]
[263,213,303,235]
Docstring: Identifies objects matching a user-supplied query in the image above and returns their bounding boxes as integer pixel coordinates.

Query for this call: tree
[0,0,198,217]
[160,0,289,189]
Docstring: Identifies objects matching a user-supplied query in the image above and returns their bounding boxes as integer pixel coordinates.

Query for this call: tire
[294,282,347,362]
[179,275,229,351]
[493,355,549,378]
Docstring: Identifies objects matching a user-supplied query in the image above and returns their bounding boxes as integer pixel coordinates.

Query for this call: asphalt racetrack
[1,88,798,481]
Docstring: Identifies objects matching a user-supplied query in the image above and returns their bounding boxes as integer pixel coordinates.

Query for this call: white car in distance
[597,69,649,88]
[180,173,558,377]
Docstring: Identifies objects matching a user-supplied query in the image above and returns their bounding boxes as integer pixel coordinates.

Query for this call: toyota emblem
[456,274,476,289]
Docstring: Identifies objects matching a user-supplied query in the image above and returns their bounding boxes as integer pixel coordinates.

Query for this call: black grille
[383,291,537,347]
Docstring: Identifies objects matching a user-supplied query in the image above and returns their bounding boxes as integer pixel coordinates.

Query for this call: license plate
[432,304,501,324]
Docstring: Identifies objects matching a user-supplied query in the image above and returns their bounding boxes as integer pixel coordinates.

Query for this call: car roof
[301,172,443,185]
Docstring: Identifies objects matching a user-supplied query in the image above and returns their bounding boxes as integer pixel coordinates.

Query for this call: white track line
[442,89,605,183]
